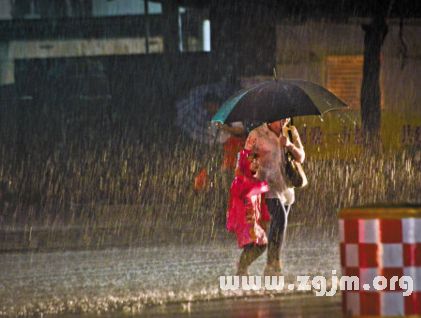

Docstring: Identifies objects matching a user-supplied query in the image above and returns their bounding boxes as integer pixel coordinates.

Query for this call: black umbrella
[211,79,348,124]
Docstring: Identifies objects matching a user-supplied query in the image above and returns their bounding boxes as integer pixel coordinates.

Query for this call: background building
[0,0,275,149]
[275,19,421,156]
[0,0,420,153]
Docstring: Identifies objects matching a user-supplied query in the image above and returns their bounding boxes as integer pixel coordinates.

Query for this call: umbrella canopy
[211,80,348,124]
[176,82,238,144]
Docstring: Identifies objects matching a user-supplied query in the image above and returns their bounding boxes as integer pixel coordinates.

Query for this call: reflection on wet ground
[0,225,340,317]
[136,294,342,318]
[59,294,342,318]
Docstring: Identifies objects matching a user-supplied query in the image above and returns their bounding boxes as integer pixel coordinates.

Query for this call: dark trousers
[266,198,290,265]
[238,243,266,273]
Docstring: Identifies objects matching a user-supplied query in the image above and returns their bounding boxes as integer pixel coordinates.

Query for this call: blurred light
[203,20,211,52]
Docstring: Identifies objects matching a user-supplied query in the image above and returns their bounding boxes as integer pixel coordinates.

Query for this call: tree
[361,13,388,147]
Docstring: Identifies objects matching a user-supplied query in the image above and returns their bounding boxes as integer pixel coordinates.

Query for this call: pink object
[226,149,270,248]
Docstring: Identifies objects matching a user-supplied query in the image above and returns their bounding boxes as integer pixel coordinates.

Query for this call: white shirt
[245,123,303,205]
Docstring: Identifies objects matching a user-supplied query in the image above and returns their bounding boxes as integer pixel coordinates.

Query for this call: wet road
[0,227,341,317]
[57,295,342,318]
[134,294,342,318]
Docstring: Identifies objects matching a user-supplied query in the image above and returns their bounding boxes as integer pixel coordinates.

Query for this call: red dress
[226,149,271,248]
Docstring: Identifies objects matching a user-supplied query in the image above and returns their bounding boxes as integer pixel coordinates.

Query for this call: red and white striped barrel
[339,206,421,317]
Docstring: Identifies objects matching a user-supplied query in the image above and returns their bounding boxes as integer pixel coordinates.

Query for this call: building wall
[275,20,421,155]
[0,42,14,85]
[9,37,164,59]
[276,20,421,114]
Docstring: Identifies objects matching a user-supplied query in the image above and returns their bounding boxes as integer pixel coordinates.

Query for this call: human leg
[237,243,267,275]
[265,199,290,273]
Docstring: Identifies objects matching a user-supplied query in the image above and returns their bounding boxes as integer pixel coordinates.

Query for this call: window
[178,6,211,52]
[326,55,364,109]
[11,0,91,19]
[8,0,160,19]
[4,1,215,57]
[92,0,144,17]
[147,1,162,15]
[7,0,165,55]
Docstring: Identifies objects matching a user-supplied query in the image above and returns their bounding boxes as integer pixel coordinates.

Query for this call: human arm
[215,122,246,137]
[244,130,257,151]
[280,126,305,163]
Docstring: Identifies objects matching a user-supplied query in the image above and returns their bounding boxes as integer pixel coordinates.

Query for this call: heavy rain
[0,0,420,317]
